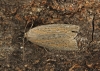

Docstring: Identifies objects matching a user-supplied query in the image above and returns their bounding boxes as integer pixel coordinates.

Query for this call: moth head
[24,29,37,42]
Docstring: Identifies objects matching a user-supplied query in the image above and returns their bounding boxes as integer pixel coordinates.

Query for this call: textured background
[0,0,100,71]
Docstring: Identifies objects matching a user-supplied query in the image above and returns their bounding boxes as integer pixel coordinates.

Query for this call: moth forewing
[25,24,80,50]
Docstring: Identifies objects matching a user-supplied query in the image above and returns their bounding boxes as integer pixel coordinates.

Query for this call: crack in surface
[91,14,95,42]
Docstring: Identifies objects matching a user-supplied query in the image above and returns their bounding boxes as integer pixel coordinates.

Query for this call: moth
[25,24,80,50]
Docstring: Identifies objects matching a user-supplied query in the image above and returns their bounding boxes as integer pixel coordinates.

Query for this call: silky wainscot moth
[25,24,80,50]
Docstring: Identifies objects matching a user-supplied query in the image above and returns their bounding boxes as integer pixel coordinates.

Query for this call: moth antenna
[22,23,27,61]
[30,19,34,29]
[22,20,34,61]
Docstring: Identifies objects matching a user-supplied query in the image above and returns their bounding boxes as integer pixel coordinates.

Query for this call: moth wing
[25,24,79,50]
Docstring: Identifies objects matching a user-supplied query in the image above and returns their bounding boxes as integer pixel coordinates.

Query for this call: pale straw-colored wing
[25,24,80,50]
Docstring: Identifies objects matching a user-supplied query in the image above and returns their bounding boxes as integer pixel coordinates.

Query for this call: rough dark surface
[0,0,100,71]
